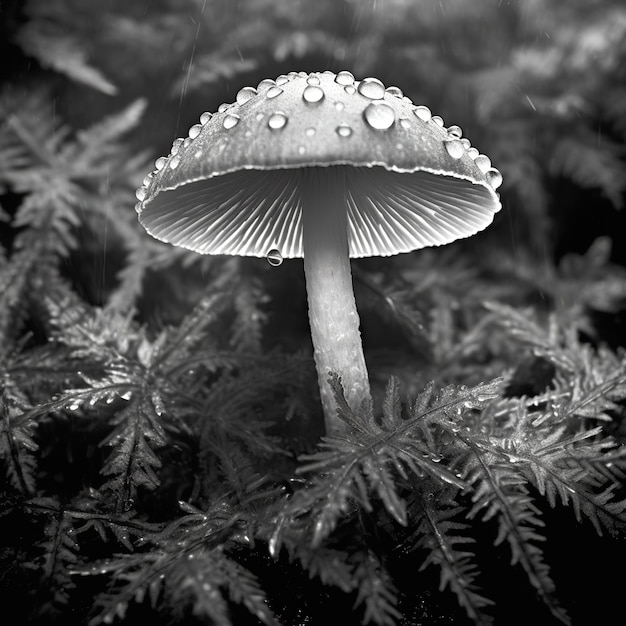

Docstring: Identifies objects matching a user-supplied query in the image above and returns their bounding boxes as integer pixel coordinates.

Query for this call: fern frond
[405,488,494,624]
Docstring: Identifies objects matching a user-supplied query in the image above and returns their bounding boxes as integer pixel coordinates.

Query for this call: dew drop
[336,124,353,138]
[444,139,465,159]
[335,71,355,85]
[257,79,275,91]
[400,118,411,129]
[135,187,146,201]
[169,155,180,169]
[467,147,479,159]
[413,105,432,121]
[363,101,395,130]
[183,137,191,148]
[303,85,325,103]
[188,124,202,139]
[386,86,403,98]
[486,168,503,189]
[154,156,167,170]
[266,86,283,99]
[431,115,444,127]
[142,173,154,186]
[447,124,463,138]
[200,111,212,125]
[236,86,257,104]
[267,112,288,130]
[334,101,345,111]
[357,77,386,99]
[461,138,471,149]
[298,145,306,155]
[474,154,491,173]
[218,102,231,113]
[344,85,356,95]
[223,114,240,129]
[170,138,184,155]
[306,74,320,85]
[276,75,289,85]
[305,127,316,137]
[267,249,283,266]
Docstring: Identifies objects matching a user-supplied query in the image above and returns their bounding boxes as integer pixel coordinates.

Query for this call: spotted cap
[135,70,502,259]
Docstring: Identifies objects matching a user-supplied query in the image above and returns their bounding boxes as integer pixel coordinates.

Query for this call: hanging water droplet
[303,85,324,103]
[200,111,212,124]
[267,249,283,266]
[363,101,395,130]
[335,71,355,85]
[154,156,167,170]
[386,86,403,98]
[444,139,465,159]
[169,155,180,169]
[474,154,491,173]
[336,124,353,138]
[267,112,288,130]
[236,86,257,104]
[414,105,432,121]
[223,114,240,129]
[431,115,444,127]
[266,86,283,99]
[344,85,356,95]
[306,74,320,85]
[188,124,202,139]
[447,124,463,138]
[486,168,503,189]
[305,127,316,137]
[357,77,385,99]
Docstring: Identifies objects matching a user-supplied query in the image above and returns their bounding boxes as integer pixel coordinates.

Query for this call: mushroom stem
[300,166,371,435]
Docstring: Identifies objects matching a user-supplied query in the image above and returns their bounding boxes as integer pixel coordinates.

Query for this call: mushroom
[135,70,502,435]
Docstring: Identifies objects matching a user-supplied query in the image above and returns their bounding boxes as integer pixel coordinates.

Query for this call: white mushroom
[135,70,502,435]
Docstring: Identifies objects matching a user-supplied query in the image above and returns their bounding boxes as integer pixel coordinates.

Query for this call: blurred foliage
[1,0,626,625]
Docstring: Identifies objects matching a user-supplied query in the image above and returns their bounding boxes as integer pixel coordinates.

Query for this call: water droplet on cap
[169,155,180,169]
[155,157,167,170]
[298,145,305,155]
[268,112,288,130]
[305,127,316,137]
[188,124,202,139]
[414,105,432,121]
[135,187,146,201]
[306,75,320,85]
[386,86,403,98]
[257,79,275,91]
[486,168,503,189]
[170,138,184,155]
[431,115,444,127]
[223,114,240,129]
[474,154,491,173]
[236,86,257,104]
[447,125,463,138]
[335,71,355,86]
[444,139,465,159]
[200,111,212,125]
[334,101,345,111]
[266,86,283,99]
[142,173,154,186]
[218,102,232,113]
[344,85,356,95]
[267,249,283,266]
[336,124,353,138]
[400,118,410,129]
[303,85,325,103]
[363,101,395,130]
[461,138,471,149]
[358,77,386,100]
[276,75,289,85]
[467,147,479,159]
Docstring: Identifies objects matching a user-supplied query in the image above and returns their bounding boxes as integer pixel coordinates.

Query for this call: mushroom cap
[135,70,502,259]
